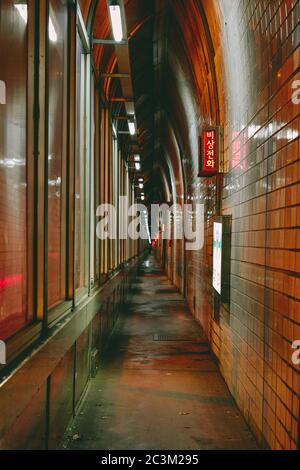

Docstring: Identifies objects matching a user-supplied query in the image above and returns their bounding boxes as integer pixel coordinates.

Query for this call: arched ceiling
[89,0,222,204]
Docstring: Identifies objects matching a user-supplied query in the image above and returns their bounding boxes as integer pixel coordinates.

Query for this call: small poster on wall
[0,80,6,104]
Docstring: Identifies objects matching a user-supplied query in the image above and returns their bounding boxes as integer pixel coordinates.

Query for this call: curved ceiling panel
[78,0,93,23]
[91,0,221,204]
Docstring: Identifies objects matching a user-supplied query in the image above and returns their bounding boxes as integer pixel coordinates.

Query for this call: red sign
[198,128,218,176]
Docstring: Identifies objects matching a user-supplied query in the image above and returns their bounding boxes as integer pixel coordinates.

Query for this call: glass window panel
[94,87,100,281]
[75,35,88,292]
[47,0,68,308]
[0,0,31,339]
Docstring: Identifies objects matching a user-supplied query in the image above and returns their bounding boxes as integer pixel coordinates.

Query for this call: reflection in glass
[0,1,29,339]
[75,36,88,291]
[14,2,58,43]
[47,0,68,308]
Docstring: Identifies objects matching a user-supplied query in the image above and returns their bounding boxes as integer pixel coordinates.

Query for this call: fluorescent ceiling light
[135,163,141,171]
[14,4,28,23]
[134,155,140,162]
[141,196,145,201]
[139,183,144,189]
[109,4,123,43]
[112,122,117,138]
[138,178,144,182]
[128,120,136,136]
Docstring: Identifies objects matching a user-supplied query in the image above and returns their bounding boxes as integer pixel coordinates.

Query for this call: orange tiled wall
[164,0,300,449]
[209,0,299,450]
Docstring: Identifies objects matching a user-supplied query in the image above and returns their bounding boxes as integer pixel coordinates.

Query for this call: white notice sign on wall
[213,222,222,295]
[0,80,6,104]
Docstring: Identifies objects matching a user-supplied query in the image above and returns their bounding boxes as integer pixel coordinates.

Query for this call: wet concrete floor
[62,256,258,450]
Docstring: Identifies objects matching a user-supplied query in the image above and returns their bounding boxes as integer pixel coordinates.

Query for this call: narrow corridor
[1,0,300,452]
[62,256,258,451]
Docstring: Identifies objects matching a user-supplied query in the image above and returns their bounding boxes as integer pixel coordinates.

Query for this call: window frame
[74,3,92,306]
[92,77,101,291]
[0,0,39,362]
[45,0,70,315]
[0,0,129,372]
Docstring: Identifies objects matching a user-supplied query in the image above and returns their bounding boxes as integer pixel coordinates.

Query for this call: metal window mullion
[65,0,72,301]
[27,0,38,322]
[77,1,89,53]
[96,90,101,278]
[60,2,69,302]
[72,2,78,306]
[42,0,49,332]
[86,52,94,294]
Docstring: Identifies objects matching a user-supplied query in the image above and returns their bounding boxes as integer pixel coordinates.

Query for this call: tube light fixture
[138,178,144,182]
[134,155,140,162]
[112,122,117,138]
[109,4,123,43]
[139,183,144,189]
[135,163,141,171]
[128,120,136,136]
[141,196,145,201]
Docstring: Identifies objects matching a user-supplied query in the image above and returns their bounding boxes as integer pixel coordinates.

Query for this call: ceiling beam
[101,73,130,78]
[110,97,133,102]
[105,0,136,118]
[93,38,127,46]
[113,116,129,120]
